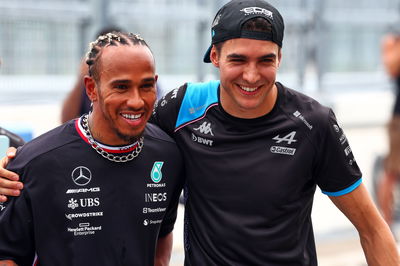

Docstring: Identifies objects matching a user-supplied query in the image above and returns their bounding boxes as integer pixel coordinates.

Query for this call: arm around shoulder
[0,260,18,266]
[329,183,400,266]
[154,232,173,266]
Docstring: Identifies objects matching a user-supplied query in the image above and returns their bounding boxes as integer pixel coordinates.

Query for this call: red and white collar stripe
[75,117,140,154]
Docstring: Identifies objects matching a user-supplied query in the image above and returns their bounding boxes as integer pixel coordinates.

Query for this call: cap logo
[240,7,273,20]
[212,14,222,27]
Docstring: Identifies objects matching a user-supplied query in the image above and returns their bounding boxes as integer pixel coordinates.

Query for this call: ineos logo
[71,166,92,186]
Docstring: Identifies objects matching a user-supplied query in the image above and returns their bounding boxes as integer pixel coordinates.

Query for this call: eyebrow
[227,53,277,60]
[142,77,156,83]
[110,77,156,84]
[111,79,131,85]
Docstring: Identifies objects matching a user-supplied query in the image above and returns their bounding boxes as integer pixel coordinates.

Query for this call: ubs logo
[71,166,92,186]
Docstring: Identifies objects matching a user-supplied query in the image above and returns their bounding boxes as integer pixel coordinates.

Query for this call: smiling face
[211,38,281,119]
[85,44,157,145]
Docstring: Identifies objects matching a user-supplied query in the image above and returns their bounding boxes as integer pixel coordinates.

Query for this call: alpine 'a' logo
[270,131,297,156]
[193,122,214,136]
[272,131,297,145]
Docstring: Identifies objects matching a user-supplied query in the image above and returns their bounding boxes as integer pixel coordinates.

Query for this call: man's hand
[0,260,18,266]
[0,147,23,203]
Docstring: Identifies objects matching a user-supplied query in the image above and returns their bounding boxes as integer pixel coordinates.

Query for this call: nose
[126,89,144,109]
[242,63,260,84]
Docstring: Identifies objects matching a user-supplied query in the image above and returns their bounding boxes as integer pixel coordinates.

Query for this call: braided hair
[85,32,150,82]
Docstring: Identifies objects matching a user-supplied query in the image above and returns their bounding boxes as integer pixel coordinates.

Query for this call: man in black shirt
[0,1,399,265]
[0,32,184,265]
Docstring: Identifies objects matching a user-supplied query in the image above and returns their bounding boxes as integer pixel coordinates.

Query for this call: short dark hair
[85,32,150,83]
[214,17,273,56]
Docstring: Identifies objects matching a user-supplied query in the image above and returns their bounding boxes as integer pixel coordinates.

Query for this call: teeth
[122,113,141,120]
[240,86,257,92]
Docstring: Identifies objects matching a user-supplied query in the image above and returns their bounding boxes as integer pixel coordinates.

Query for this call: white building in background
[0,0,399,103]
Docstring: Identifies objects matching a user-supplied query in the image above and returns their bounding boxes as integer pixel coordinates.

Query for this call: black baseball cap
[203,0,284,63]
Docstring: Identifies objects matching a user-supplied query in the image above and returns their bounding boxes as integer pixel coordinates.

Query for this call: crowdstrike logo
[240,7,273,20]
[65,212,103,221]
[193,122,214,136]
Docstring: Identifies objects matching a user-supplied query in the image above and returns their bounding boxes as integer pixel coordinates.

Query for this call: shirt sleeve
[0,189,36,264]
[150,84,187,136]
[313,109,362,196]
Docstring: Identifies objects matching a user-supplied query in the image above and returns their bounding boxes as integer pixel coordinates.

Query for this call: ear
[84,76,98,102]
[210,45,220,67]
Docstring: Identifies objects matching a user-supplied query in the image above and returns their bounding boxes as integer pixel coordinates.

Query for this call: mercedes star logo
[71,166,92,186]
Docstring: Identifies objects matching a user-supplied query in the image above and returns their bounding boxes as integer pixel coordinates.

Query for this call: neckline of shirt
[75,116,140,154]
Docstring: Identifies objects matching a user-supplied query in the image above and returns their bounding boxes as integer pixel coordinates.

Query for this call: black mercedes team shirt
[152,81,362,266]
[0,117,184,266]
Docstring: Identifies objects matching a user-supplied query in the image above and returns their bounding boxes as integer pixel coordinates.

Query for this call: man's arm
[0,147,23,203]
[382,34,400,78]
[0,260,17,266]
[329,183,400,265]
[60,60,88,123]
[154,232,173,266]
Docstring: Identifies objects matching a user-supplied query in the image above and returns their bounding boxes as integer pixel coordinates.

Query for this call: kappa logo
[71,166,92,186]
[240,7,273,20]
[272,131,297,145]
[193,122,214,136]
[0,204,5,212]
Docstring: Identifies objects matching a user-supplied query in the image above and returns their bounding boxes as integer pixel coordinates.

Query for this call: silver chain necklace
[81,114,144,163]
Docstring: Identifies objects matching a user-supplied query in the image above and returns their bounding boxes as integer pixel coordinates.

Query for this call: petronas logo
[151,161,164,183]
